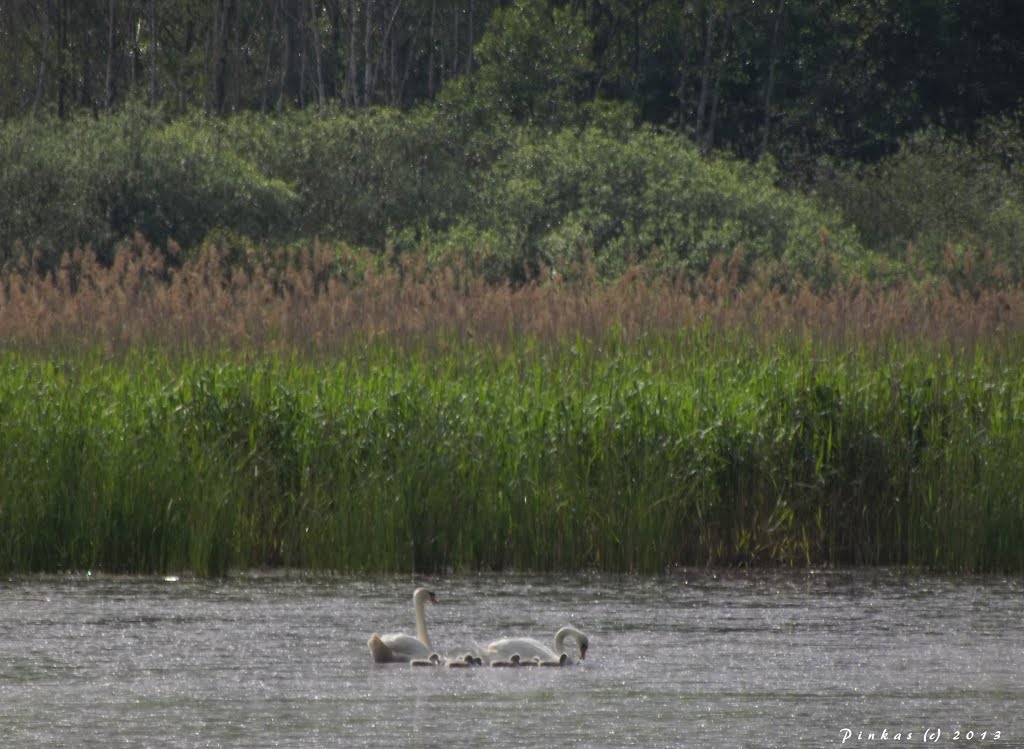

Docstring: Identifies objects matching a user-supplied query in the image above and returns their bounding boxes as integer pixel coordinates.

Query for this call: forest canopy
[1,0,1023,286]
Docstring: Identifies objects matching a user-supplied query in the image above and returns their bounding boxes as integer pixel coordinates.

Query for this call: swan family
[366,587,589,668]
[478,627,589,664]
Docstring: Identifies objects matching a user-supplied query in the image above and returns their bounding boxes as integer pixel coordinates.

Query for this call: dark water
[1,571,1020,748]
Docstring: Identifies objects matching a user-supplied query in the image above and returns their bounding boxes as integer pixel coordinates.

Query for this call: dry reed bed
[2,243,1024,575]
[2,243,1022,353]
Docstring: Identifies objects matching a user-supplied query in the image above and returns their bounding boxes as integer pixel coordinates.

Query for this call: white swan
[479,626,589,664]
[367,588,438,663]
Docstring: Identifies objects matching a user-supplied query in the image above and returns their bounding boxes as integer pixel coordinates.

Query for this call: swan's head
[555,626,589,661]
[413,587,438,606]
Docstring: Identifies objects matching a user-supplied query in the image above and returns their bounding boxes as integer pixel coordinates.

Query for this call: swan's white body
[479,626,589,664]
[367,588,438,663]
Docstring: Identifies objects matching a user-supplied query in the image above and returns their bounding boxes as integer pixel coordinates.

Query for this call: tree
[440,0,594,128]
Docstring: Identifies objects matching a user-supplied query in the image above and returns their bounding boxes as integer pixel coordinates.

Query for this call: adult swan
[367,588,438,663]
[480,626,589,664]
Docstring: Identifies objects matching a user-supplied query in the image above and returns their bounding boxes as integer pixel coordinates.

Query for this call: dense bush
[818,116,1024,285]
[432,126,872,284]
[4,104,1023,288]
[0,107,297,268]
[222,108,473,248]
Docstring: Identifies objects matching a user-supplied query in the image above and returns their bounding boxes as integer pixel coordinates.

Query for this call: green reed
[1,334,1022,575]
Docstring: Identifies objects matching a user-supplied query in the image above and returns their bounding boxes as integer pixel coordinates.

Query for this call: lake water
[1,571,1021,748]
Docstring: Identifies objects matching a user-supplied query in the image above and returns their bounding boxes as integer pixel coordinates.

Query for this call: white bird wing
[483,637,559,662]
[381,632,432,660]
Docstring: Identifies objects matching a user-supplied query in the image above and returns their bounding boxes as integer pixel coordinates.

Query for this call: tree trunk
[760,0,785,156]
[147,0,158,106]
[372,0,402,106]
[632,0,642,104]
[396,3,427,106]
[260,1,277,113]
[450,5,458,77]
[56,0,69,119]
[676,64,686,132]
[466,0,473,75]
[427,0,436,97]
[387,20,396,105]
[705,63,721,153]
[345,0,358,107]
[703,13,731,155]
[310,0,326,112]
[362,0,374,106]
[278,0,291,111]
[104,0,116,109]
[79,5,96,113]
[32,0,54,118]
[130,2,140,96]
[329,0,344,101]
[209,0,234,114]
[298,1,308,108]
[695,8,716,149]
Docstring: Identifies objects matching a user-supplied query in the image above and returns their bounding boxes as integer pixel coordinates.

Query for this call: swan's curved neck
[415,594,431,648]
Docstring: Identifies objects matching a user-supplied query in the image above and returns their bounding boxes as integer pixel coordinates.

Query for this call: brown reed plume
[2,239,1023,356]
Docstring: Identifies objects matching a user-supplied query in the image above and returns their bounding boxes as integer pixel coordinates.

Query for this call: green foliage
[3,0,1023,177]
[1,339,1022,576]
[434,126,870,283]
[223,107,471,248]
[0,117,112,265]
[0,105,877,288]
[0,106,297,266]
[439,0,594,129]
[121,115,298,255]
[3,101,1021,290]
[820,117,1024,283]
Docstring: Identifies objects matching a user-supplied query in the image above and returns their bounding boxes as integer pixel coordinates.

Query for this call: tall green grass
[1,334,1022,575]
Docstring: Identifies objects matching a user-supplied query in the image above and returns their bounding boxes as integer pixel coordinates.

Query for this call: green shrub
[432,126,872,285]
[223,108,472,250]
[0,106,297,266]
[820,118,1024,283]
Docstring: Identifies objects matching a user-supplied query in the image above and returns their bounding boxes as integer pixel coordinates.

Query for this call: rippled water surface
[1,571,1021,748]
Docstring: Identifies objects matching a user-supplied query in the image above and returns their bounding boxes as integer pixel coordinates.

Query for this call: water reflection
[1,570,1021,748]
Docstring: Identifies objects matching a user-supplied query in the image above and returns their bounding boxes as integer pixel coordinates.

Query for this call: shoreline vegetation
[2,1,1023,576]
[2,243,1023,576]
